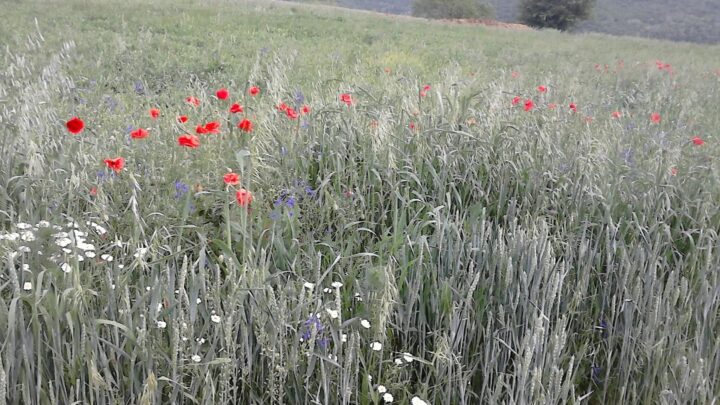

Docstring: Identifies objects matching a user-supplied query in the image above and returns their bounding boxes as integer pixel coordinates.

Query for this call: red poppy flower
[223,172,240,185]
[178,115,189,123]
[65,117,85,134]
[203,121,221,133]
[569,103,577,113]
[229,103,244,113]
[511,71,520,78]
[286,108,299,119]
[670,167,678,176]
[196,125,208,135]
[216,88,229,100]
[238,119,253,132]
[524,99,534,112]
[178,134,200,148]
[512,96,521,106]
[537,85,547,93]
[236,188,253,207]
[103,157,125,172]
[90,187,97,196]
[130,128,149,139]
[185,96,201,107]
[409,122,417,130]
[249,86,260,96]
[301,105,311,114]
[692,136,705,146]
[340,93,353,106]
[611,111,622,119]
[420,85,431,97]
[150,108,160,119]
[650,112,661,123]
[548,103,557,110]
[276,102,288,112]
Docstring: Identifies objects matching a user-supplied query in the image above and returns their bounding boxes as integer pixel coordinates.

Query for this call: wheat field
[1,0,719,403]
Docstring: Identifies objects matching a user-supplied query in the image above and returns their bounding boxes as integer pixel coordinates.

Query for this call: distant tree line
[411,0,494,19]
[412,0,596,31]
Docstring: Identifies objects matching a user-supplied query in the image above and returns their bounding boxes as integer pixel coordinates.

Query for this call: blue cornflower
[301,314,324,342]
[294,90,305,106]
[134,81,145,95]
[286,197,296,209]
[174,181,190,199]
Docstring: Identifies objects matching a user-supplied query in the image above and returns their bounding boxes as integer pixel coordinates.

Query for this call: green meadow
[1,0,719,403]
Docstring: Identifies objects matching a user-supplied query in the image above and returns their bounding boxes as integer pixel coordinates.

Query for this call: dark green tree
[519,0,595,31]
[412,0,494,19]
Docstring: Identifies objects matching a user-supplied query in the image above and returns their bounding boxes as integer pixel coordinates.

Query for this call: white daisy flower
[211,315,221,323]
[16,223,32,230]
[377,385,387,394]
[110,284,116,290]
[326,309,340,319]
[134,247,148,258]
[360,319,371,329]
[53,232,69,238]
[341,334,348,343]
[22,264,30,271]
[403,353,414,363]
[37,221,50,228]
[77,242,95,251]
[196,298,202,304]
[394,358,404,366]
[20,231,35,242]
[303,282,315,290]
[191,355,201,363]
[100,254,113,262]
[60,263,72,273]
[5,233,19,241]
[411,397,428,405]
[23,281,32,291]
[370,341,382,351]
[146,287,151,291]
[157,320,167,329]
[323,287,333,294]
[382,393,394,403]
[76,255,84,262]
[331,281,343,288]
[56,238,72,247]
[85,251,96,258]
[18,246,31,253]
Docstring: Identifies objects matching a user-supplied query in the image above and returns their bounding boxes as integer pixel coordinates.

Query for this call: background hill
[332,0,720,44]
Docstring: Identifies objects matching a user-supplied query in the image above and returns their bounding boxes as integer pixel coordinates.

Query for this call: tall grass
[0,0,719,403]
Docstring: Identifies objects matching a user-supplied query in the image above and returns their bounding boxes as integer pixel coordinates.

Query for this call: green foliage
[519,0,595,30]
[412,0,494,19]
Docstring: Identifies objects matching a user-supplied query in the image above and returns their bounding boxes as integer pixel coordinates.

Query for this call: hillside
[2,0,720,403]
[331,0,720,44]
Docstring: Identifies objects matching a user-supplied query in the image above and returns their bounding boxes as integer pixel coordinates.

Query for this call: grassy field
[1,0,720,403]
[331,0,720,44]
